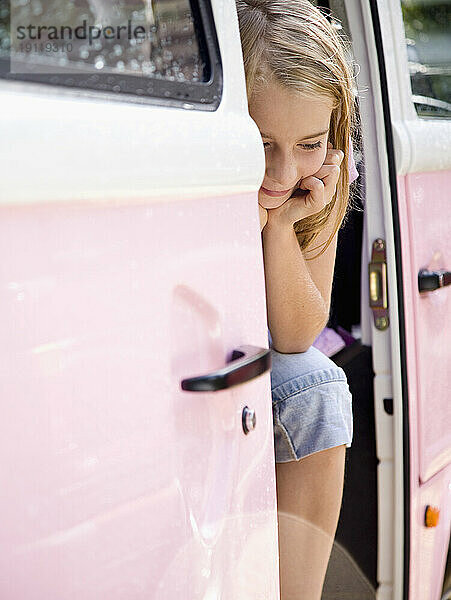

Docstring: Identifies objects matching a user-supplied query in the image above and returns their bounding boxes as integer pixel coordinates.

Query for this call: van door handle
[181,345,271,392]
[418,269,451,292]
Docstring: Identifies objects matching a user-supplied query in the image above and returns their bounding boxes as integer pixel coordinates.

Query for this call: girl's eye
[298,140,322,151]
[262,140,322,151]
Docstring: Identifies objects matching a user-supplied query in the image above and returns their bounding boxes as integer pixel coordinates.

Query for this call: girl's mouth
[260,186,291,197]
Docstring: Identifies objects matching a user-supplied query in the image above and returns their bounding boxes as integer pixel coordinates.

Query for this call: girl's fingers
[278,145,343,222]
[324,148,344,166]
[307,164,341,199]
[298,175,326,208]
[299,175,324,191]
[295,164,340,212]
[311,163,340,181]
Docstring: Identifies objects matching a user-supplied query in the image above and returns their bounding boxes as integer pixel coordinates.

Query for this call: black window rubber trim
[368,1,411,598]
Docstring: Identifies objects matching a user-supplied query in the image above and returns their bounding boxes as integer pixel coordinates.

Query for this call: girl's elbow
[273,343,312,354]
[270,311,329,354]
[272,323,328,354]
[271,336,315,354]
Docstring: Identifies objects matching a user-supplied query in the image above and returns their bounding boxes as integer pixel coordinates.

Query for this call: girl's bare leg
[275,444,346,600]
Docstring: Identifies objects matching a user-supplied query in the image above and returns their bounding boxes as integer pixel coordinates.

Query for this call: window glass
[401,0,451,118]
[0,0,221,106]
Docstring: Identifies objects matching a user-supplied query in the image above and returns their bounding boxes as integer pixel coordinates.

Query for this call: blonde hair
[235,0,358,258]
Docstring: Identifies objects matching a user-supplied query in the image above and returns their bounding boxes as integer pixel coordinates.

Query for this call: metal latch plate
[368,238,389,331]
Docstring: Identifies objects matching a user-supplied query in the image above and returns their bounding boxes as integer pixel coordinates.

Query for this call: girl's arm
[259,203,268,231]
[301,199,340,317]
[262,217,332,354]
[262,145,344,353]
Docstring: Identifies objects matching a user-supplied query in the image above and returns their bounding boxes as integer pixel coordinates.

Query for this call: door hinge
[368,238,389,331]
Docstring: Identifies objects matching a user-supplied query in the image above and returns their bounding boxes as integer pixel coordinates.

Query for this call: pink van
[0,0,450,598]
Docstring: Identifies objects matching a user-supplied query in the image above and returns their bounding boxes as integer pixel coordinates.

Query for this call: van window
[0,0,222,108]
[401,0,451,119]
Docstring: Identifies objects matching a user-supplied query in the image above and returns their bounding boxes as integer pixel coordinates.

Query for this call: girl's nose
[266,156,298,189]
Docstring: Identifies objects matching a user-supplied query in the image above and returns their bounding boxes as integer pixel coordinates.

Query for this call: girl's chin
[258,191,291,209]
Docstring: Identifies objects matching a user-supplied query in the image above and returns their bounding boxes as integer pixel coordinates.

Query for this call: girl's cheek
[302,151,326,177]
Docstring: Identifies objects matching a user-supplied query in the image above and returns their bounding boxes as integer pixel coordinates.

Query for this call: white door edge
[346,1,407,598]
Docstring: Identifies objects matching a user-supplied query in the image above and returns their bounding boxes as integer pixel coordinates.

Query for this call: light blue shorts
[268,332,353,463]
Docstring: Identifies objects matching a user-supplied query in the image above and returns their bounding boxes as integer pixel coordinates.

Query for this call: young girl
[235,1,359,598]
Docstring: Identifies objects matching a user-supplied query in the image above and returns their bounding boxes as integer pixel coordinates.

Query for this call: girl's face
[249,81,334,209]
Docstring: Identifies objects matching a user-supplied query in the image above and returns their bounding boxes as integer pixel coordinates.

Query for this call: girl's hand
[266,142,344,228]
[259,203,268,231]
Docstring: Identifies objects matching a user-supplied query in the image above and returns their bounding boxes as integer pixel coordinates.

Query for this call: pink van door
[363,1,451,599]
[0,1,280,598]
